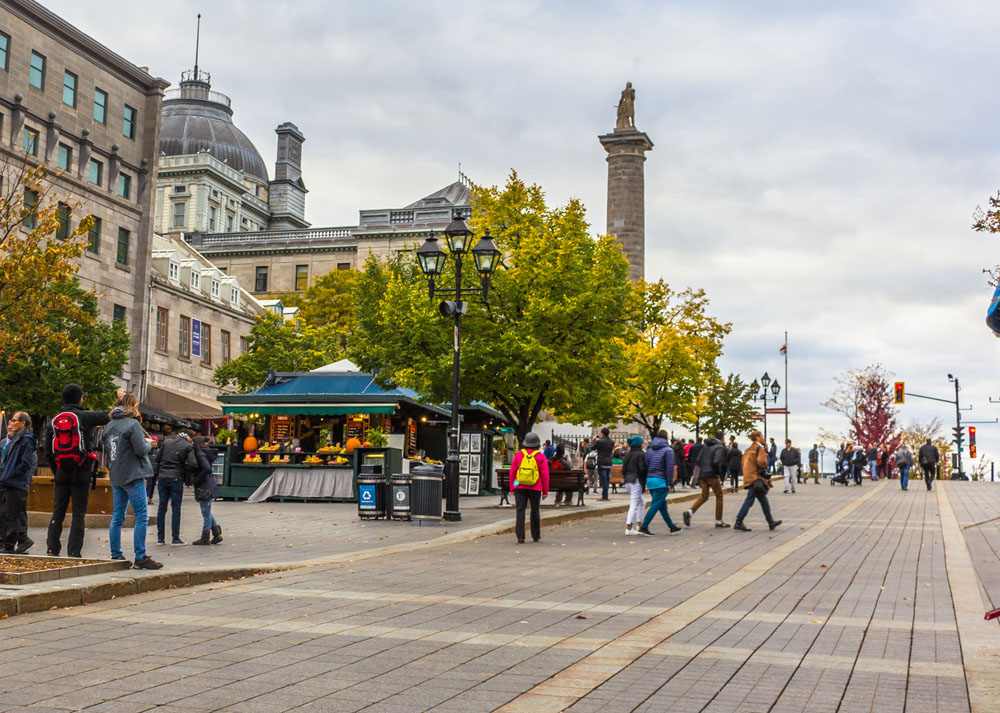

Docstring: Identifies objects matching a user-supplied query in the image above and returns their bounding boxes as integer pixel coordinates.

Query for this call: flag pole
[784,330,789,442]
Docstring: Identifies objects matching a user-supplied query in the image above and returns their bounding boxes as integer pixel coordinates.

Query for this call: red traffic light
[893,382,905,404]
[969,426,977,446]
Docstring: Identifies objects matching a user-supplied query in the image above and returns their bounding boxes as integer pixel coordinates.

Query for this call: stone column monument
[599,82,653,282]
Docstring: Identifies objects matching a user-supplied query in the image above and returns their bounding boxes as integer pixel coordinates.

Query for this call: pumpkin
[345,437,362,454]
[362,441,372,447]
[243,436,258,452]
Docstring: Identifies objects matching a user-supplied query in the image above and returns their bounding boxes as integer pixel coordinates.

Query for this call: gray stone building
[145,232,263,420]
[0,0,168,392]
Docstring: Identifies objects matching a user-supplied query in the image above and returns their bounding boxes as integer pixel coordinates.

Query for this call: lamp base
[443,510,462,522]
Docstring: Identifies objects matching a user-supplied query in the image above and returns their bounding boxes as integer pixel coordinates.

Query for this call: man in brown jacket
[734,430,781,532]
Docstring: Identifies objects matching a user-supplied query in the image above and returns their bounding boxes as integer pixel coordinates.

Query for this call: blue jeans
[869,460,878,480]
[899,465,910,489]
[736,486,773,524]
[110,480,148,561]
[157,479,184,541]
[641,487,676,530]
[598,467,611,499]
[199,500,217,531]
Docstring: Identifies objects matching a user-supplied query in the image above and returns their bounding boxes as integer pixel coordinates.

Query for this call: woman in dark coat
[673,440,688,489]
[191,437,223,546]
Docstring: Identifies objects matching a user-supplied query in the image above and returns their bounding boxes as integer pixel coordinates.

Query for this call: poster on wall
[469,454,481,475]
[460,433,470,453]
[191,319,202,358]
[469,433,482,454]
[460,454,470,473]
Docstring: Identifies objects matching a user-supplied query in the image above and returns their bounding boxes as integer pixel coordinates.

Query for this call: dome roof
[159,74,269,182]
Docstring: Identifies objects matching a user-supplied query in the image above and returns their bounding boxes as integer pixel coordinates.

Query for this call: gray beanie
[522,432,541,449]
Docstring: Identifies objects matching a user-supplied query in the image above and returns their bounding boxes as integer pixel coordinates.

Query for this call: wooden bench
[496,469,587,506]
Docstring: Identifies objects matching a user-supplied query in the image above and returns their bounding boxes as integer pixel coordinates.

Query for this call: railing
[164,86,232,109]
[186,226,357,246]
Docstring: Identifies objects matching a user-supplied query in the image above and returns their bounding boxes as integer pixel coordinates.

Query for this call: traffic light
[971,444,978,458]
[953,426,965,450]
[969,426,977,458]
[894,382,905,404]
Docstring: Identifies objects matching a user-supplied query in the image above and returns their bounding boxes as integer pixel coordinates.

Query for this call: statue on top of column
[616,82,635,131]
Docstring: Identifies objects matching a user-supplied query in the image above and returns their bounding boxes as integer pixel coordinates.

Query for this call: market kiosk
[217,370,450,501]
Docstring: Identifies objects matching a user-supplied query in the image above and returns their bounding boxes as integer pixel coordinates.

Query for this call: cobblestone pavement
[0,481,997,713]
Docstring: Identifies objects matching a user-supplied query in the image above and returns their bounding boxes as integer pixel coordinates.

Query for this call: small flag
[779,343,787,356]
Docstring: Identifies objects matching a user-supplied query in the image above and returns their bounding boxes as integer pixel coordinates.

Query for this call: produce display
[242,454,263,463]
[317,445,346,454]
[303,456,324,464]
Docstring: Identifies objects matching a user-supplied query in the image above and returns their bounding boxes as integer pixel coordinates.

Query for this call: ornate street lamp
[753,371,781,447]
[416,215,502,521]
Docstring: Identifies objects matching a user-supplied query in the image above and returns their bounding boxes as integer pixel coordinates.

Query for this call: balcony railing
[186,226,356,247]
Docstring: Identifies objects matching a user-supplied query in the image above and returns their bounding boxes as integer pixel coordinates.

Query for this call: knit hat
[628,435,644,447]
[522,432,541,449]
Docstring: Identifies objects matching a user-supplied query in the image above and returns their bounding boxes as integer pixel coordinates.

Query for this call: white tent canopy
[311,359,361,373]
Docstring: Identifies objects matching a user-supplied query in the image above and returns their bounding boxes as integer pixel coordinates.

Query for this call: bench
[496,468,587,506]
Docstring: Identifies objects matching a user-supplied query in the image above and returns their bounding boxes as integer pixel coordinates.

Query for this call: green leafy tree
[349,171,634,440]
[272,269,357,347]
[0,280,130,417]
[212,312,344,393]
[618,280,730,437]
[700,372,758,437]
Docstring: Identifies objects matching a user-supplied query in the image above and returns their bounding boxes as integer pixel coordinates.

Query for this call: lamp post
[819,442,826,477]
[751,372,781,447]
[416,217,501,522]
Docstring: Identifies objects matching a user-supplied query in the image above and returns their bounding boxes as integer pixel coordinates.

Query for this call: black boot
[211,524,223,544]
[192,530,211,546]
[734,519,752,532]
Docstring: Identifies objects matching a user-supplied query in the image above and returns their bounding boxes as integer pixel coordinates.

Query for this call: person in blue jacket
[0,412,37,554]
[638,430,681,536]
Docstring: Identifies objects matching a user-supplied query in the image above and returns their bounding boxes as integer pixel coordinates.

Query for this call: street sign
[765,408,789,415]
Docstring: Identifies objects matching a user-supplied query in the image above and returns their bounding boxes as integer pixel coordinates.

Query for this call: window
[179,316,191,358]
[88,158,102,186]
[208,205,217,231]
[171,202,186,228]
[112,304,126,324]
[211,280,220,298]
[29,51,45,89]
[221,330,231,363]
[190,271,200,289]
[62,71,77,107]
[87,216,101,253]
[56,203,71,240]
[57,143,71,171]
[0,32,9,72]
[93,88,107,124]
[240,336,248,355]
[22,189,38,229]
[22,127,38,156]
[174,184,185,193]
[295,264,309,291]
[201,323,212,365]
[337,262,351,271]
[117,173,131,199]
[168,262,179,281]
[156,308,168,351]
[122,105,136,139]
[230,287,239,305]
[116,227,129,265]
[225,214,233,231]
[254,266,268,292]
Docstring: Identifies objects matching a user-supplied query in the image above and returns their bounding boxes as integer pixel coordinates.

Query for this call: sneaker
[768,520,782,531]
[715,522,731,529]
[625,527,637,535]
[133,556,163,570]
[637,527,654,537]
[669,527,682,535]
[110,555,127,560]
[13,537,33,554]
[532,538,541,543]
[156,540,166,546]
[171,539,186,546]
[683,511,692,527]
[516,539,525,544]
[734,520,752,532]
[46,548,59,556]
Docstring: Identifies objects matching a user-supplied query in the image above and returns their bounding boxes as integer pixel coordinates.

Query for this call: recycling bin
[357,473,386,520]
[410,463,443,523]
[389,474,411,520]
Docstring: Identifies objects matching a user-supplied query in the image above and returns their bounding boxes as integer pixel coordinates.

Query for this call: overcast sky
[49,0,1000,471]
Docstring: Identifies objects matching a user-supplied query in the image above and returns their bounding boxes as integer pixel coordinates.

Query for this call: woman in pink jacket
[509,432,549,544]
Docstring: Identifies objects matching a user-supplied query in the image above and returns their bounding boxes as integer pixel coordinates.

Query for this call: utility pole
[783,330,789,442]
[952,375,963,479]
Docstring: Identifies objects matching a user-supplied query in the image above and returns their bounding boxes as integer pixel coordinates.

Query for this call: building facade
[0,0,168,391]
[145,231,263,420]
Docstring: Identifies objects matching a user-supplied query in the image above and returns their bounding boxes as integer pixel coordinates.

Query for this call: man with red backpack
[44,384,123,557]
[508,432,549,544]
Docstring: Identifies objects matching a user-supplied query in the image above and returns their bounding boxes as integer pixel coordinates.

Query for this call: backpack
[50,411,89,470]
[515,449,540,487]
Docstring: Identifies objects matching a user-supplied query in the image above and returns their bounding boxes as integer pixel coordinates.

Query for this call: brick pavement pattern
[0,481,997,713]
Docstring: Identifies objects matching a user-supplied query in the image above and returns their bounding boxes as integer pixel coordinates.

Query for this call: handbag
[751,477,770,495]
[194,487,213,501]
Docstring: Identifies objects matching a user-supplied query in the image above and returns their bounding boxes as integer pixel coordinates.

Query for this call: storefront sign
[359,484,376,510]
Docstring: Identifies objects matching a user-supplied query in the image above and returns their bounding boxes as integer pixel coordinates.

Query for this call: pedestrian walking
[101,394,162,569]
[638,430,680,536]
[780,439,801,493]
[550,444,576,506]
[918,439,939,491]
[727,440,742,490]
[191,437,223,545]
[592,427,615,501]
[688,438,704,487]
[683,430,730,528]
[866,446,879,481]
[734,430,782,532]
[808,444,820,483]
[154,431,197,546]
[673,440,689,489]
[895,444,913,490]
[621,435,647,535]
[45,384,122,558]
[1,412,37,554]
[852,445,866,486]
[509,432,549,544]
[767,438,777,474]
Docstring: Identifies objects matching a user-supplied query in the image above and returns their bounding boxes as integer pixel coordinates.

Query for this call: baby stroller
[831,458,852,486]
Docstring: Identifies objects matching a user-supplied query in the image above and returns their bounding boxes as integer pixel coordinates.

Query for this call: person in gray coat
[101,394,162,569]
[918,439,939,491]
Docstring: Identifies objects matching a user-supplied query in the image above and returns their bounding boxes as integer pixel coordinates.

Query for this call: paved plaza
[0,481,998,713]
